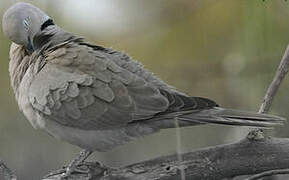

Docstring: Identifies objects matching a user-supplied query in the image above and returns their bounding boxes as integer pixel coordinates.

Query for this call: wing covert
[28,42,169,130]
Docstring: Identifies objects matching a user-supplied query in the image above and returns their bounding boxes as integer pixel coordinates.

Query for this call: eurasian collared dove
[2,2,285,177]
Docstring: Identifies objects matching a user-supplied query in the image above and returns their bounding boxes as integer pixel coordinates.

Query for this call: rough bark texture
[258,44,289,114]
[40,137,289,180]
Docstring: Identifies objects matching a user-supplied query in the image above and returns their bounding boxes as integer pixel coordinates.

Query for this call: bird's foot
[43,169,66,179]
[43,161,106,179]
[60,167,90,179]
[60,149,92,178]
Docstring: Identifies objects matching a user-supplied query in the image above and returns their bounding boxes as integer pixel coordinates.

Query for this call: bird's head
[2,2,55,53]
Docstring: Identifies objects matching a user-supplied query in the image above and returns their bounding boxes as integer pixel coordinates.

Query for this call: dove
[2,2,285,177]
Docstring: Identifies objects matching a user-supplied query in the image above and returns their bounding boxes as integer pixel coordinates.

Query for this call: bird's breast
[17,66,46,129]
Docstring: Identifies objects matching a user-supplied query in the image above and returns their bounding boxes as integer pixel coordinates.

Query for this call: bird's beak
[26,36,34,53]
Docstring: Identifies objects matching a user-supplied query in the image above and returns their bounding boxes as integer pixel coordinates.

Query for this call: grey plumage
[2,3,285,152]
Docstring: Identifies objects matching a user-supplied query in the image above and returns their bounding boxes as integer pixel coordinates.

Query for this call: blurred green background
[1,0,289,179]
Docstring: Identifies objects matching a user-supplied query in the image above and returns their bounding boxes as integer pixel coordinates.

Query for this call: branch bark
[43,137,289,180]
[243,44,289,179]
[245,169,289,180]
[259,44,289,114]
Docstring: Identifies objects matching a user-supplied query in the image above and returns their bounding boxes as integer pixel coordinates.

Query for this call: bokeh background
[1,0,289,179]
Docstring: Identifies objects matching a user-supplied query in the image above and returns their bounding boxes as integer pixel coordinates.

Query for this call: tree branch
[248,44,289,140]
[42,137,289,180]
[244,169,289,180]
[243,44,289,179]
[259,44,289,114]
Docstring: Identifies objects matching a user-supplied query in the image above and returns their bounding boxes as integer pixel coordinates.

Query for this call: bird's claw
[43,169,66,178]
[59,164,90,178]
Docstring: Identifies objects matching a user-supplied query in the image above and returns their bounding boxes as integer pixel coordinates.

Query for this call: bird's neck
[33,26,81,52]
[9,27,81,98]
[9,43,35,98]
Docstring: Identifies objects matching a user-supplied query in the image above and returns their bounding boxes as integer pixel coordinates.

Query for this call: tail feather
[178,107,285,128]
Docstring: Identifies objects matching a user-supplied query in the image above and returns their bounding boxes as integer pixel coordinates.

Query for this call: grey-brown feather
[27,30,173,130]
[9,43,30,99]
[8,25,284,151]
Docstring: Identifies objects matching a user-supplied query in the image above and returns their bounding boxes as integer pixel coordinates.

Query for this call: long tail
[177,107,285,128]
[148,107,285,129]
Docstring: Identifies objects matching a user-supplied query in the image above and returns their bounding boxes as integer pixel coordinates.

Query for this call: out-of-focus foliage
[0,0,289,179]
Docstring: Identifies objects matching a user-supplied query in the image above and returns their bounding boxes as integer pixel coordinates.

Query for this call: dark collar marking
[41,19,54,31]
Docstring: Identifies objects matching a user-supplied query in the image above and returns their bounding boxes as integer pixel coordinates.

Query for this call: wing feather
[28,42,169,130]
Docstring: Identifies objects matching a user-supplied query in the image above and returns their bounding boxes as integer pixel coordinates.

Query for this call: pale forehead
[2,2,50,45]
[3,2,49,24]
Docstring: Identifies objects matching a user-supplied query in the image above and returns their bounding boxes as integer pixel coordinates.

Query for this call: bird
[2,2,285,177]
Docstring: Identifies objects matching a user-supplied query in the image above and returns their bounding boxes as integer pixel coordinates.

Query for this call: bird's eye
[41,19,54,31]
[23,17,30,31]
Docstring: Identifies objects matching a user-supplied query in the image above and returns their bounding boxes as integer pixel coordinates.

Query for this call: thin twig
[244,169,289,180]
[246,45,289,177]
[174,117,186,180]
[247,44,289,140]
[258,44,289,114]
